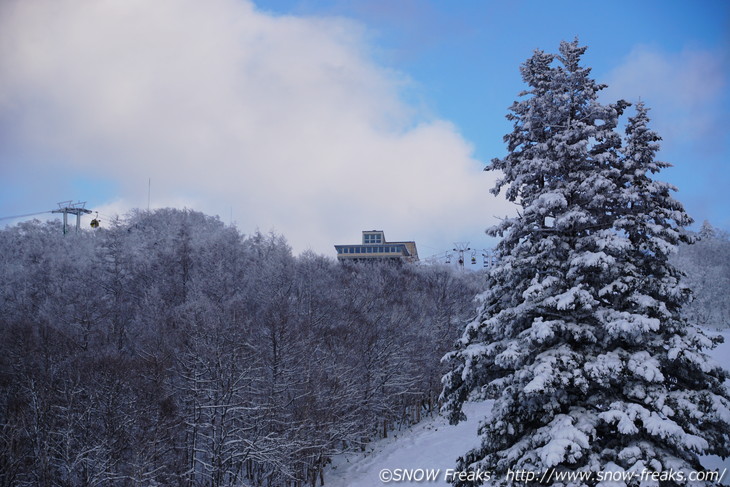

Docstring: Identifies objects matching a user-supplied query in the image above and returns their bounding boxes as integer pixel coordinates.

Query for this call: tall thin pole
[148,178,151,211]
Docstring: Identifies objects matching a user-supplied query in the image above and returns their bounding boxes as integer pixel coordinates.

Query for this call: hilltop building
[335,230,419,263]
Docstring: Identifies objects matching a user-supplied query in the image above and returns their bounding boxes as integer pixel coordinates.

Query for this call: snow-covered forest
[0,210,728,487]
[0,210,727,487]
[673,221,730,331]
[0,209,484,486]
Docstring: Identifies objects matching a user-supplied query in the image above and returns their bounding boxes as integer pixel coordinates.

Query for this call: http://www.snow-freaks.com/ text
[377,467,728,484]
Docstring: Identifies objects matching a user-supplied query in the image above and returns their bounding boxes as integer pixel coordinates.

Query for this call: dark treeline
[0,208,483,487]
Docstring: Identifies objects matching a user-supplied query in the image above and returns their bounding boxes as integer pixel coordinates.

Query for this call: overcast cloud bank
[0,0,509,254]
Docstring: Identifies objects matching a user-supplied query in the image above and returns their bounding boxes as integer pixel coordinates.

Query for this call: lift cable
[0,210,53,221]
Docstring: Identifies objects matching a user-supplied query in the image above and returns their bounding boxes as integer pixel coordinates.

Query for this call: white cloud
[603,45,727,149]
[0,0,509,254]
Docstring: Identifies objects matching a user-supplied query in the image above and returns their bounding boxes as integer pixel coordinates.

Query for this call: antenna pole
[148,178,151,211]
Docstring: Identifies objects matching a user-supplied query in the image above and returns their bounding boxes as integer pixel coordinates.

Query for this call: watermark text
[377,467,727,484]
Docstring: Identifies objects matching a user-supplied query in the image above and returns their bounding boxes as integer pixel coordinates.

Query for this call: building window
[364,233,383,244]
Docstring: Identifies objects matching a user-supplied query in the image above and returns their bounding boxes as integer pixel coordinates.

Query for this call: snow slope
[325,401,493,487]
[700,329,730,483]
[324,330,730,486]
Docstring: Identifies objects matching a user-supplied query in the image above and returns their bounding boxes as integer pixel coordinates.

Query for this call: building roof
[335,230,418,263]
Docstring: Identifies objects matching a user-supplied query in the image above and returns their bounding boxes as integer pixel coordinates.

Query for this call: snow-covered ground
[324,329,730,486]
[700,329,730,484]
[325,401,493,487]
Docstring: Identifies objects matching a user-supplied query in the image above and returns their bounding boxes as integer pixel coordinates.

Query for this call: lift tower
[52,201,91,235]
[452,242,471,270]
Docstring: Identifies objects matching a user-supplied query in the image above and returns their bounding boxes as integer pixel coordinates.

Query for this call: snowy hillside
[701,329,730,483]
[325,401,493,487]
[325,330,730,486]
[0,213,486,485]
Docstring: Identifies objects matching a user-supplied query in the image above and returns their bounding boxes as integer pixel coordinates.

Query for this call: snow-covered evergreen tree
[441,40,730,486]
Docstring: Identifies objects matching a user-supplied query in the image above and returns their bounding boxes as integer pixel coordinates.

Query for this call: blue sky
[0,0,728,257]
